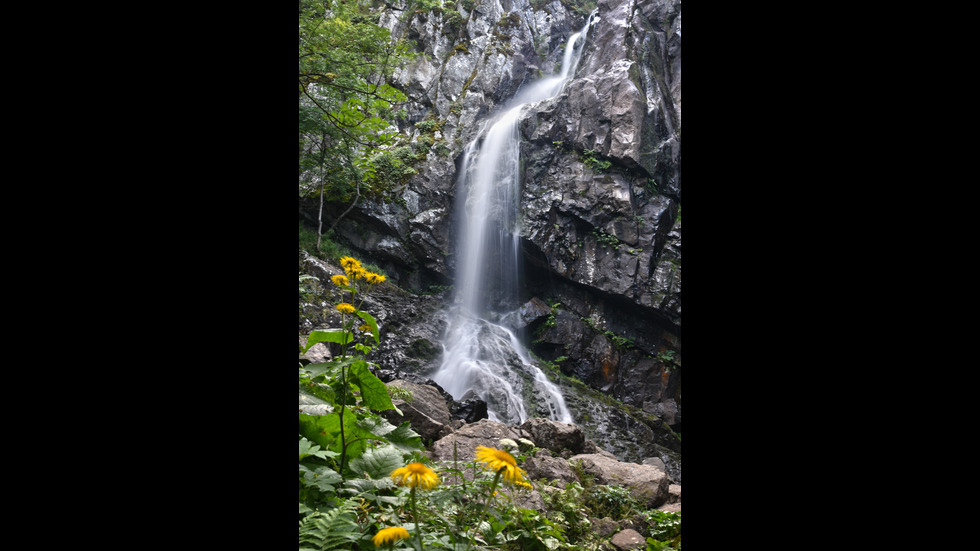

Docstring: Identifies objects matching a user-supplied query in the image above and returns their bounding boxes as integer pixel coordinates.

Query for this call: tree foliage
[298,0,417,205]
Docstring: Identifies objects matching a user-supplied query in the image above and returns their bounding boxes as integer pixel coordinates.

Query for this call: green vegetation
[592,228,621,251]
[581,149,612,172]
[300,259,680,550]
[578,316,635,351]
[299,0,419,252]
[300,222,388,280]
[529,0,597,17]
[645,510,682,550]
[298,2,681,547]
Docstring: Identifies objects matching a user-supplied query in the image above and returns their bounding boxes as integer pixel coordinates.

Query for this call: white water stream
[432,13,598,425]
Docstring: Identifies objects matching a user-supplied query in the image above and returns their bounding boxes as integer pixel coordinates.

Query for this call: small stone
[610,529,645,550]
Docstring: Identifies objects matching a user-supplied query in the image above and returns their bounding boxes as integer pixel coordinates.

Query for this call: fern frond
[298,499,362,550]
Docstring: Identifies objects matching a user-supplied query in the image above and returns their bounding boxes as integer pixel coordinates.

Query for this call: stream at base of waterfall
[431,12,599,425]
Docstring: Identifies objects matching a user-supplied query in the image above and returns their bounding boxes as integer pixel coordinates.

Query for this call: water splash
[432,13,598,425]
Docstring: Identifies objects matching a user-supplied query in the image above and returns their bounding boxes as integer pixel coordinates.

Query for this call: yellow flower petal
[372,526,410,546]
[336,302,356,315]
[331,274,350,287]
[339,256,362,272]
[474,446,529,486]
[390,462,440,490]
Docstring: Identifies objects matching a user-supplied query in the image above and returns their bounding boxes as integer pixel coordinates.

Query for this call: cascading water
[432,12,598,425]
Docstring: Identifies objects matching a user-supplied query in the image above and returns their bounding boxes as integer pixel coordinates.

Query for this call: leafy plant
[603,329,635,350]
[540,481,592,543]
[586,484,641,519]
[299,259,679,550]
[593,228,621,250]
[299,256,423,511]
[645,510,682,550]
[298,498,363,550]
[582,148,612,172]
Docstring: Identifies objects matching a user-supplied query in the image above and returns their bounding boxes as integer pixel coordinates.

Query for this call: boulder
[430,419,542,513]
[299,333,332,364]
[519,418,585,456]
[594,517,620,537]
[641,457,666,471]
[581,440,620,459]
[449,398,489,424]
[515,297,552,329]
[569,453,671,508]
[610,529,646,551]
[523,453,579,487]
[430,418,525,464]
[381,380,453,442]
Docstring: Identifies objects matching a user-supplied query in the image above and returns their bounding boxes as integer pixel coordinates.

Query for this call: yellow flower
[364,271,387,285]
[336,302,356,315]
[390,462,440,490]
[474,446,529,486]
[331,274,350,287]
[349,266,367,280]
[358,324,372,333]
[339,256,362,273]
[372,526,410,546]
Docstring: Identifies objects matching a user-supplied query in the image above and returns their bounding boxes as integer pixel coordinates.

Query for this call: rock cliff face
[300,0,681,449]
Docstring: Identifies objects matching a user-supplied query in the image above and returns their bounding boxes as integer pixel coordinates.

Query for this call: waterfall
[432,13,598,425]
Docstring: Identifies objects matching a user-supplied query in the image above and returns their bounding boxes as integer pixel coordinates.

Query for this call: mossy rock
[406,338,440,360]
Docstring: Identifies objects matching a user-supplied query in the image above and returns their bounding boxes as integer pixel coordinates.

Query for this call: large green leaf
[301,409,385,463]
[354,414,398,441]
[385,421,424,453]
[303,329,352,353]
[348,360,393,411]
[299,463,343,493]
[299,412,342,452]
[355,310,380,345]
[347,445,404,479]
[300,358,355,379]
[299,437,338,461]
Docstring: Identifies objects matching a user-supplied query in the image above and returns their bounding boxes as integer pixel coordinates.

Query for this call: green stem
[340,313,351,359]
[411,486,424,551]
[338,361,347,477]
[482,469,504,516]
